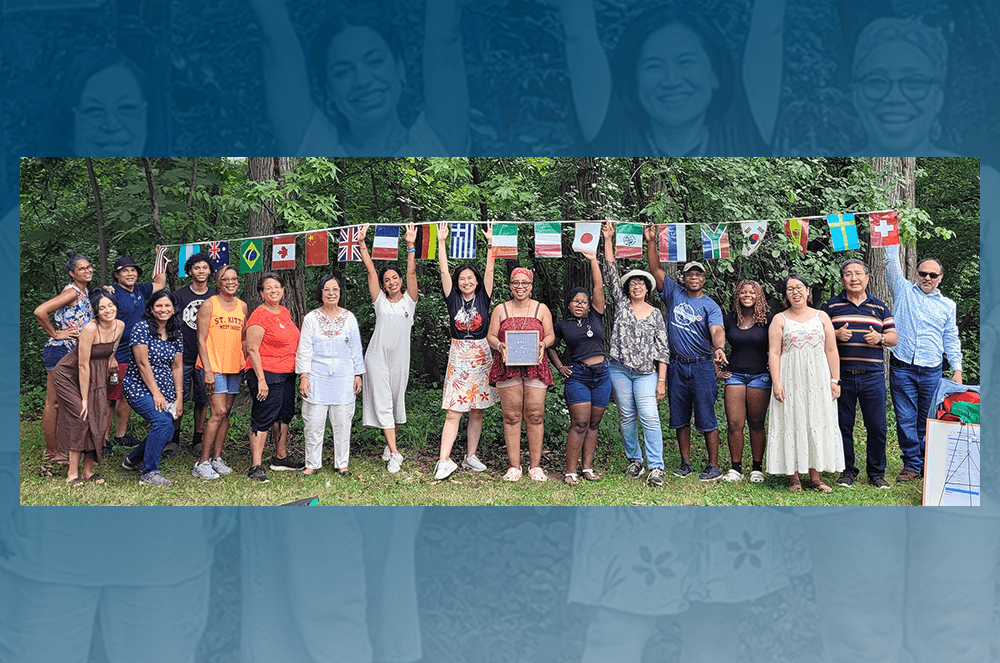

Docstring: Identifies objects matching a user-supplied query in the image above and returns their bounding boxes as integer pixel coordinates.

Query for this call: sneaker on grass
[247,465,269,483]
[381,445,392,462]
[625,460,646,479]
[211,457,233,476]
[192,460,220,480]
[387,453,404,474]
[699,464,722,481]
[270,455,305,471]
[869,475,891,490]
[837,470,856,488]
[646,468,665,487]
[140,471,172,486]
[673,461,693,478]
[434,459,458,480]
[461,455,487,472]
[121,456,143,472]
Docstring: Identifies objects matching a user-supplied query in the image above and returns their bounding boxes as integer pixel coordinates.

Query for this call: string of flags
[167,211,901,275]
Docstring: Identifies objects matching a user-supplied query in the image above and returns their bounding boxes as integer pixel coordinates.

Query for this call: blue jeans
[126,390,175,475]
[838,370,888,477]
[667,359,719,431]
[608,361,663,469]
[889,359,941,473]
[563,360,612,408]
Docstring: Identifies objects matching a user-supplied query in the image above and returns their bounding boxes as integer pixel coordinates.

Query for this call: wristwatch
[830,378,840,385]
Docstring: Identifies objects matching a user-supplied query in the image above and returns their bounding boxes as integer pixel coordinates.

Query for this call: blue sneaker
[673,461,693,477]
[699,464,722,481]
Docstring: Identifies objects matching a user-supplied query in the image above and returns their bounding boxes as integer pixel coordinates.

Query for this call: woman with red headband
[486,267,556,481]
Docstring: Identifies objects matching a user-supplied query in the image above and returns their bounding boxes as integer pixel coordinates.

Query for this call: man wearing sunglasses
[883,244,961,484]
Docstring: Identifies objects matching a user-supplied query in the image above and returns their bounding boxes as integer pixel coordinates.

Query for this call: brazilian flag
[241,239,263,273]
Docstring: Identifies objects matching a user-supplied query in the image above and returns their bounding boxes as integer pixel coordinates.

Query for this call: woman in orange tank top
[194,265,248,480]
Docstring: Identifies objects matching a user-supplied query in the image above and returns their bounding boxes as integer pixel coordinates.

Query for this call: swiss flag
[869,210,900,247]
[272,235,296,269]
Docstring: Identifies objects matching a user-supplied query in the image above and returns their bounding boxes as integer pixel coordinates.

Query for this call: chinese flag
[305,231,329,266]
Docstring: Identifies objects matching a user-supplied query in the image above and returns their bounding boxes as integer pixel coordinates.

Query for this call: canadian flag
[272,235,296,269]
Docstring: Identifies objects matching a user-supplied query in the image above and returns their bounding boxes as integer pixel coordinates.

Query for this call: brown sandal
[789,475,802,492]
[45,452,70,466]
[804,479,833,493]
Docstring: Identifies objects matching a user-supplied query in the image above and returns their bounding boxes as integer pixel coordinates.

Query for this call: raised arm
[643,223,666,292]
[482,222,496,298]
[560,0,612,143]
[152,246,168,293]
[583,251,605,314]
[246,0,317,154]
[357,225,381,303]
[437,222,452,297]
[742,0,787,144]
[404,223,419,302]
[602,220,616,265]
[883,244,907,295]
[423,0,471,154]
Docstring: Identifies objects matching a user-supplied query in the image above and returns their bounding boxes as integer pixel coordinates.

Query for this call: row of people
[34,218,960,491]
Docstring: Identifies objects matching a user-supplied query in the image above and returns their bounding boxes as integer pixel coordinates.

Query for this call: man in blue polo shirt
[645,228,727,481]
[821,259,898,490]
[884,244,962,483]
[105,255,166,455]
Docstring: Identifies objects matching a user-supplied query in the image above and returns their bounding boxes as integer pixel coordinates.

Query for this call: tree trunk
[184,156,199,223]
[245,157,274,313]
[84,157,108,286]
[868,157,916,309]
[275,157,305,326]
[140,157,171,289]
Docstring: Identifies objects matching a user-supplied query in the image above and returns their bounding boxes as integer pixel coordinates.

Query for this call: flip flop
[45,452,70,466]
[86,474,105,485]
[67,477,86,487]
[337,469,352,477]
[581,468,602,482]
[564,473,579,485]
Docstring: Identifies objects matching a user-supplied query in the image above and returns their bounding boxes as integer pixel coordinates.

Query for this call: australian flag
[206,241,230,271]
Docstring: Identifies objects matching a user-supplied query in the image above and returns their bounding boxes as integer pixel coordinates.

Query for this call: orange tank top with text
[196,295,247,374]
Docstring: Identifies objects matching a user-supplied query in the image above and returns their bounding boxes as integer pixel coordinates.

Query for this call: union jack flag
[338,227,362,262]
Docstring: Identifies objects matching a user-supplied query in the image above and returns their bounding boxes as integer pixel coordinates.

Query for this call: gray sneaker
[461,455,487,472]
[646,468,665,487]
[625,460,647,479]
[140,471,173,486]
[211,457,233,476]
[192,460,220,480]
[387,452,404,474]
[434,459,458,480]
[381,445,392,462]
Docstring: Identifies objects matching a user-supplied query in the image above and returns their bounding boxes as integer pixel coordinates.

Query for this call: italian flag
[534,222,561,257]
[492,223,518,259]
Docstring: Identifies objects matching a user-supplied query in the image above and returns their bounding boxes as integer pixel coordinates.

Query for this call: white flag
[572,222,601,253]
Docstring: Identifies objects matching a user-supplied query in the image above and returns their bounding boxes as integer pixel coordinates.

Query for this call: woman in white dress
[358,223,419,474]
[246,0,470,156]
[766,274,844,492]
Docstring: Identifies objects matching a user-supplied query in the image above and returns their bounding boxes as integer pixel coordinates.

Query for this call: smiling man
[883,244,961,483]
[820,259,898,489]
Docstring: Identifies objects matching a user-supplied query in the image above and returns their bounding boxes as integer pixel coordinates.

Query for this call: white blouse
[296,309,365,405]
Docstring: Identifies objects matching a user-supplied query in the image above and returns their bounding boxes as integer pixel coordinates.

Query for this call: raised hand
[404,223,418,245]
[437,221,450,239]
[581,251,597,262]
[483,221,494,244]
[602,221,614,241]
[358,224,369,241]
[643,222,657,242]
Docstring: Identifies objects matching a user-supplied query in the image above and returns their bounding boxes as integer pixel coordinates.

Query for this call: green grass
[19,389,924,505]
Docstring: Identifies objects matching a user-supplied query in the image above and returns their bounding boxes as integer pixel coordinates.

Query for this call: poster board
[923,419,980,506]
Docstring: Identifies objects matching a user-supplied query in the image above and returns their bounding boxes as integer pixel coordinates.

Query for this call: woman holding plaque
[487,268,556,482]
[546,252,609,485]
[358,223,419,475]
[433,222,499,481]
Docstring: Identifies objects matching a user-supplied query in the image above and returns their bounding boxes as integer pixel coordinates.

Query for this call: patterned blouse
[603,260,670,374]
[45,284,93,349]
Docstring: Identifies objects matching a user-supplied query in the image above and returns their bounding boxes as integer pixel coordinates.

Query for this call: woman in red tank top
[486,267,556,482]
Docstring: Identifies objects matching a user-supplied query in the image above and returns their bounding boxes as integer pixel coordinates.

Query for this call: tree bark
[140,157,171,289]
[85,157,108,286]
[184,157,199,223]
[245,157,274,313]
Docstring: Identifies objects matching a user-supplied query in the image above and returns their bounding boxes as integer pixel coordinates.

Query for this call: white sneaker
[461,455,487,472]
[434,459,458,480]
[387,452,404,474]
[381,445,392,462]
[722,469,743,482]
[211,457,233,476]
[750,470,766,483]
[192,460,220,480]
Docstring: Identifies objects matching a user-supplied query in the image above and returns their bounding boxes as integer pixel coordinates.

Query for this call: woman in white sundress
[569,507,810,663]
[765,273,844,492]
[358,223,419,474]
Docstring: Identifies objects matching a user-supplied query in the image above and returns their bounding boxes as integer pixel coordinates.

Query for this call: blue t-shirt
[113,282,155,363]
[658,279,723,360]
[123,320,183,403]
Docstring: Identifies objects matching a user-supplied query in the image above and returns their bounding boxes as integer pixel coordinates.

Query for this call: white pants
[802,508,1000,663]
[302,399,354,470]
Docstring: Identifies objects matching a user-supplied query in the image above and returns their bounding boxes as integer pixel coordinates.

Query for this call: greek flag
[450,223,477,260]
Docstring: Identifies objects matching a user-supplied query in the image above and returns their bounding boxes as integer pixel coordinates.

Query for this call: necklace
[575,317,594,337]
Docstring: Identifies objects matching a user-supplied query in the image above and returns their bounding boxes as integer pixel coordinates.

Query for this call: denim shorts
[213,372,243,395]
[668,359,719,431]
[563,360,612,408]
[724,371,771,390]
[43,344,69,371]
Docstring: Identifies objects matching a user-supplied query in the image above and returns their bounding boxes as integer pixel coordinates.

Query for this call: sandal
[789,475,802,492]
[337,469,352,476]
[581,468,602,482]
[804,479,833,493]
[528,466,547,482]
[45,452,70,466]
[502,466,522,482]
[86,474,105,485]
[67,477,86,487]
[564,473,579,485]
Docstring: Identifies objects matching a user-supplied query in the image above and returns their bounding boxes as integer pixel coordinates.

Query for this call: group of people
[34,218,962,494]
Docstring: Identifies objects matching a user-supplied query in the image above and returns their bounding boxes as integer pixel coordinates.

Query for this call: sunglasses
[917,270,941,279]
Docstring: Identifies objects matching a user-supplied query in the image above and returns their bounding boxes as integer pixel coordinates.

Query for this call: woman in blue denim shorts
[719,280,772,482]
[547,252,610,485]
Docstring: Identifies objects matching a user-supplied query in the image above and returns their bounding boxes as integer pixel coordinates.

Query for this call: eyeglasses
[510,281,532,288]
[570,299,589,306]
[917,270,941,279]
[219,277,239,283]
[786,285,806,293]
[854,75,940,103]
[75,264,94,271]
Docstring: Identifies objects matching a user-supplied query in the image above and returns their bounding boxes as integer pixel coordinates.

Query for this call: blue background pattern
[3,0,997,660]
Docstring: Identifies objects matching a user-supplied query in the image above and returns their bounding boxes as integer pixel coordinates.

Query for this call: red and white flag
[869,210,900,247]
[305,231,328,266]
[272,235,296,269]
[572,222,601,253]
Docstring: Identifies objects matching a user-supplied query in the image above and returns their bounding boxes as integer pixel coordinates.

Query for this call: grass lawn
[19,391,924,505]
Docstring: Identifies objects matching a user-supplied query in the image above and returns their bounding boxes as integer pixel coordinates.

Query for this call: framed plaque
[505,330,540,366]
